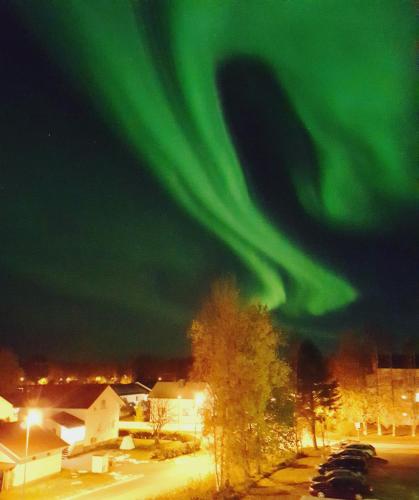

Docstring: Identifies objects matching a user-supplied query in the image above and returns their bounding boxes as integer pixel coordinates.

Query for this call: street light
[354,421,361,440]
[24,409,42,488]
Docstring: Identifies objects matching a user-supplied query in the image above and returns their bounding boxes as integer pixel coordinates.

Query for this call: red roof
[0,422,66,460]
[5,384,116,409]
[50,412,85,428]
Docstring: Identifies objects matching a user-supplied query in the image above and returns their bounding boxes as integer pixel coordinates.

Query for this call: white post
[23,421,30,495]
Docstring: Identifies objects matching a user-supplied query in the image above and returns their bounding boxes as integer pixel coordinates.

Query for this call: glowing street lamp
[24,409,43,488]
[354,421,361,440]
[195,392,205,408]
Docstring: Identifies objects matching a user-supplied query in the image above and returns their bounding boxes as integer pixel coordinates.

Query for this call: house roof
[5,384,117,409]
[149,380,207,400]
[50,412,85,428]
[112,382,151,396]
[0,422,67,460]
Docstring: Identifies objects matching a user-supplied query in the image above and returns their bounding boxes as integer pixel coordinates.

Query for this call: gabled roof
[5,384,117,409]
[50,412,85,428]
[112,382,151,396]
[0,422,66,460]
[149,380,207,400]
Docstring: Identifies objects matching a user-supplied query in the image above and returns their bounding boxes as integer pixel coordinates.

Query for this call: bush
[151,441,201,460]
[127,430,199,443]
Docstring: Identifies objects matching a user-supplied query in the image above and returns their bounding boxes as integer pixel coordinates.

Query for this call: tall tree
[296,340,329,449]
[189,278,289,488]
[0,348,23,393]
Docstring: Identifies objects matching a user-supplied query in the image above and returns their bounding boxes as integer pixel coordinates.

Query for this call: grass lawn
[248,448,324,498]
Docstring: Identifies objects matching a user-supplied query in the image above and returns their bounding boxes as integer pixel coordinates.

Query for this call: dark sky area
[0,1,418,362]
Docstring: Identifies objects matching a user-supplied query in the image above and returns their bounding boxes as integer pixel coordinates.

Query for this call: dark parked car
[318,457,367,475]
[309,476,373,499]
[330,449,371,460]
[311,468,366,484]
[345,443,376,457]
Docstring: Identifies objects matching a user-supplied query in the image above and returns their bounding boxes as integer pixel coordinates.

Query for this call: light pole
[23,409,42,491]
[355,421,361,440]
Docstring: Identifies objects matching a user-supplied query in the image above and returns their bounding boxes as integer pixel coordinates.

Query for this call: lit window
[416,393,419,403]
[402,412,408,417]
[401,394,408,400]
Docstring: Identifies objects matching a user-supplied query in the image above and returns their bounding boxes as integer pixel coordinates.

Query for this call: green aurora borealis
[0,1,417,359]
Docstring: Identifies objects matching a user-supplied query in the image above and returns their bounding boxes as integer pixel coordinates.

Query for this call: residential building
[0,422,66,488]
[148,380,209,426]
[366,353,419,427]
[112,382,150,406]
[0,396,17,422]
[6,385,124,452]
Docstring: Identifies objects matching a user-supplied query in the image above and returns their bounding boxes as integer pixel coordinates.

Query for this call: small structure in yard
[91,452,109,473]
[120,435,136,450]
[0,421,66,489]
[148,380,209,428]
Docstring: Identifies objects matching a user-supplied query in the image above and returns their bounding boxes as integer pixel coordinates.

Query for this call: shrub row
[151,441,201,460]
[120,429,197,443]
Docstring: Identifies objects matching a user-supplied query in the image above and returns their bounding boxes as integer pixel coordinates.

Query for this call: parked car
[318,457,367,475]
[311,468,366,484]
[330,449,371,461]
[336,439,360,448]
[345,443,376,457]
[309,476,373,499]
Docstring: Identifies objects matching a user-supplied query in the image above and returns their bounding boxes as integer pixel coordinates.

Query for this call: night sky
[0,1,417,361]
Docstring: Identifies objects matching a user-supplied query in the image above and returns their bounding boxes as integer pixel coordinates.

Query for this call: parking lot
[368,440,419,500]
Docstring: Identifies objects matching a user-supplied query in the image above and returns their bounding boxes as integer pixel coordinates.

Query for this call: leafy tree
[0,348,23,393]
[150,399,171,445]
[296,340,329,449]
[314,380,340,446]
[189,278,289,489]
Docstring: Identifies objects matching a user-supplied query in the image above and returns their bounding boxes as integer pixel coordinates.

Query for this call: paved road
[63,453,214,500]
[368,440,419,500]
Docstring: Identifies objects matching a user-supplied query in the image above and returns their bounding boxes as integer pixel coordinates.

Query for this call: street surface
[63,453,213,500]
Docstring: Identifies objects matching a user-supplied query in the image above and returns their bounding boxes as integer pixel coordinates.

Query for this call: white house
[7,385,124,452]
[0,396,17,422]
[0,422,66,488]
[112,382,150,406]
[148,380,209,426]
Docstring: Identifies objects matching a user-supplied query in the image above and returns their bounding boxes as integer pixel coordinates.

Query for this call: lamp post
[23,409,42,491]
[354,421,361,440]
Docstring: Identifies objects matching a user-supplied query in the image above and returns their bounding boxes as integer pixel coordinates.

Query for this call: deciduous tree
[189,278,289,489]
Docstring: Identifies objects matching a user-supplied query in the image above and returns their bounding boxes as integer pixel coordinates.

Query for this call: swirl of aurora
[18,0,417,318]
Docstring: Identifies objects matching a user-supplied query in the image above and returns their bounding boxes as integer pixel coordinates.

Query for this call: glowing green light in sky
[19,0,416,316]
